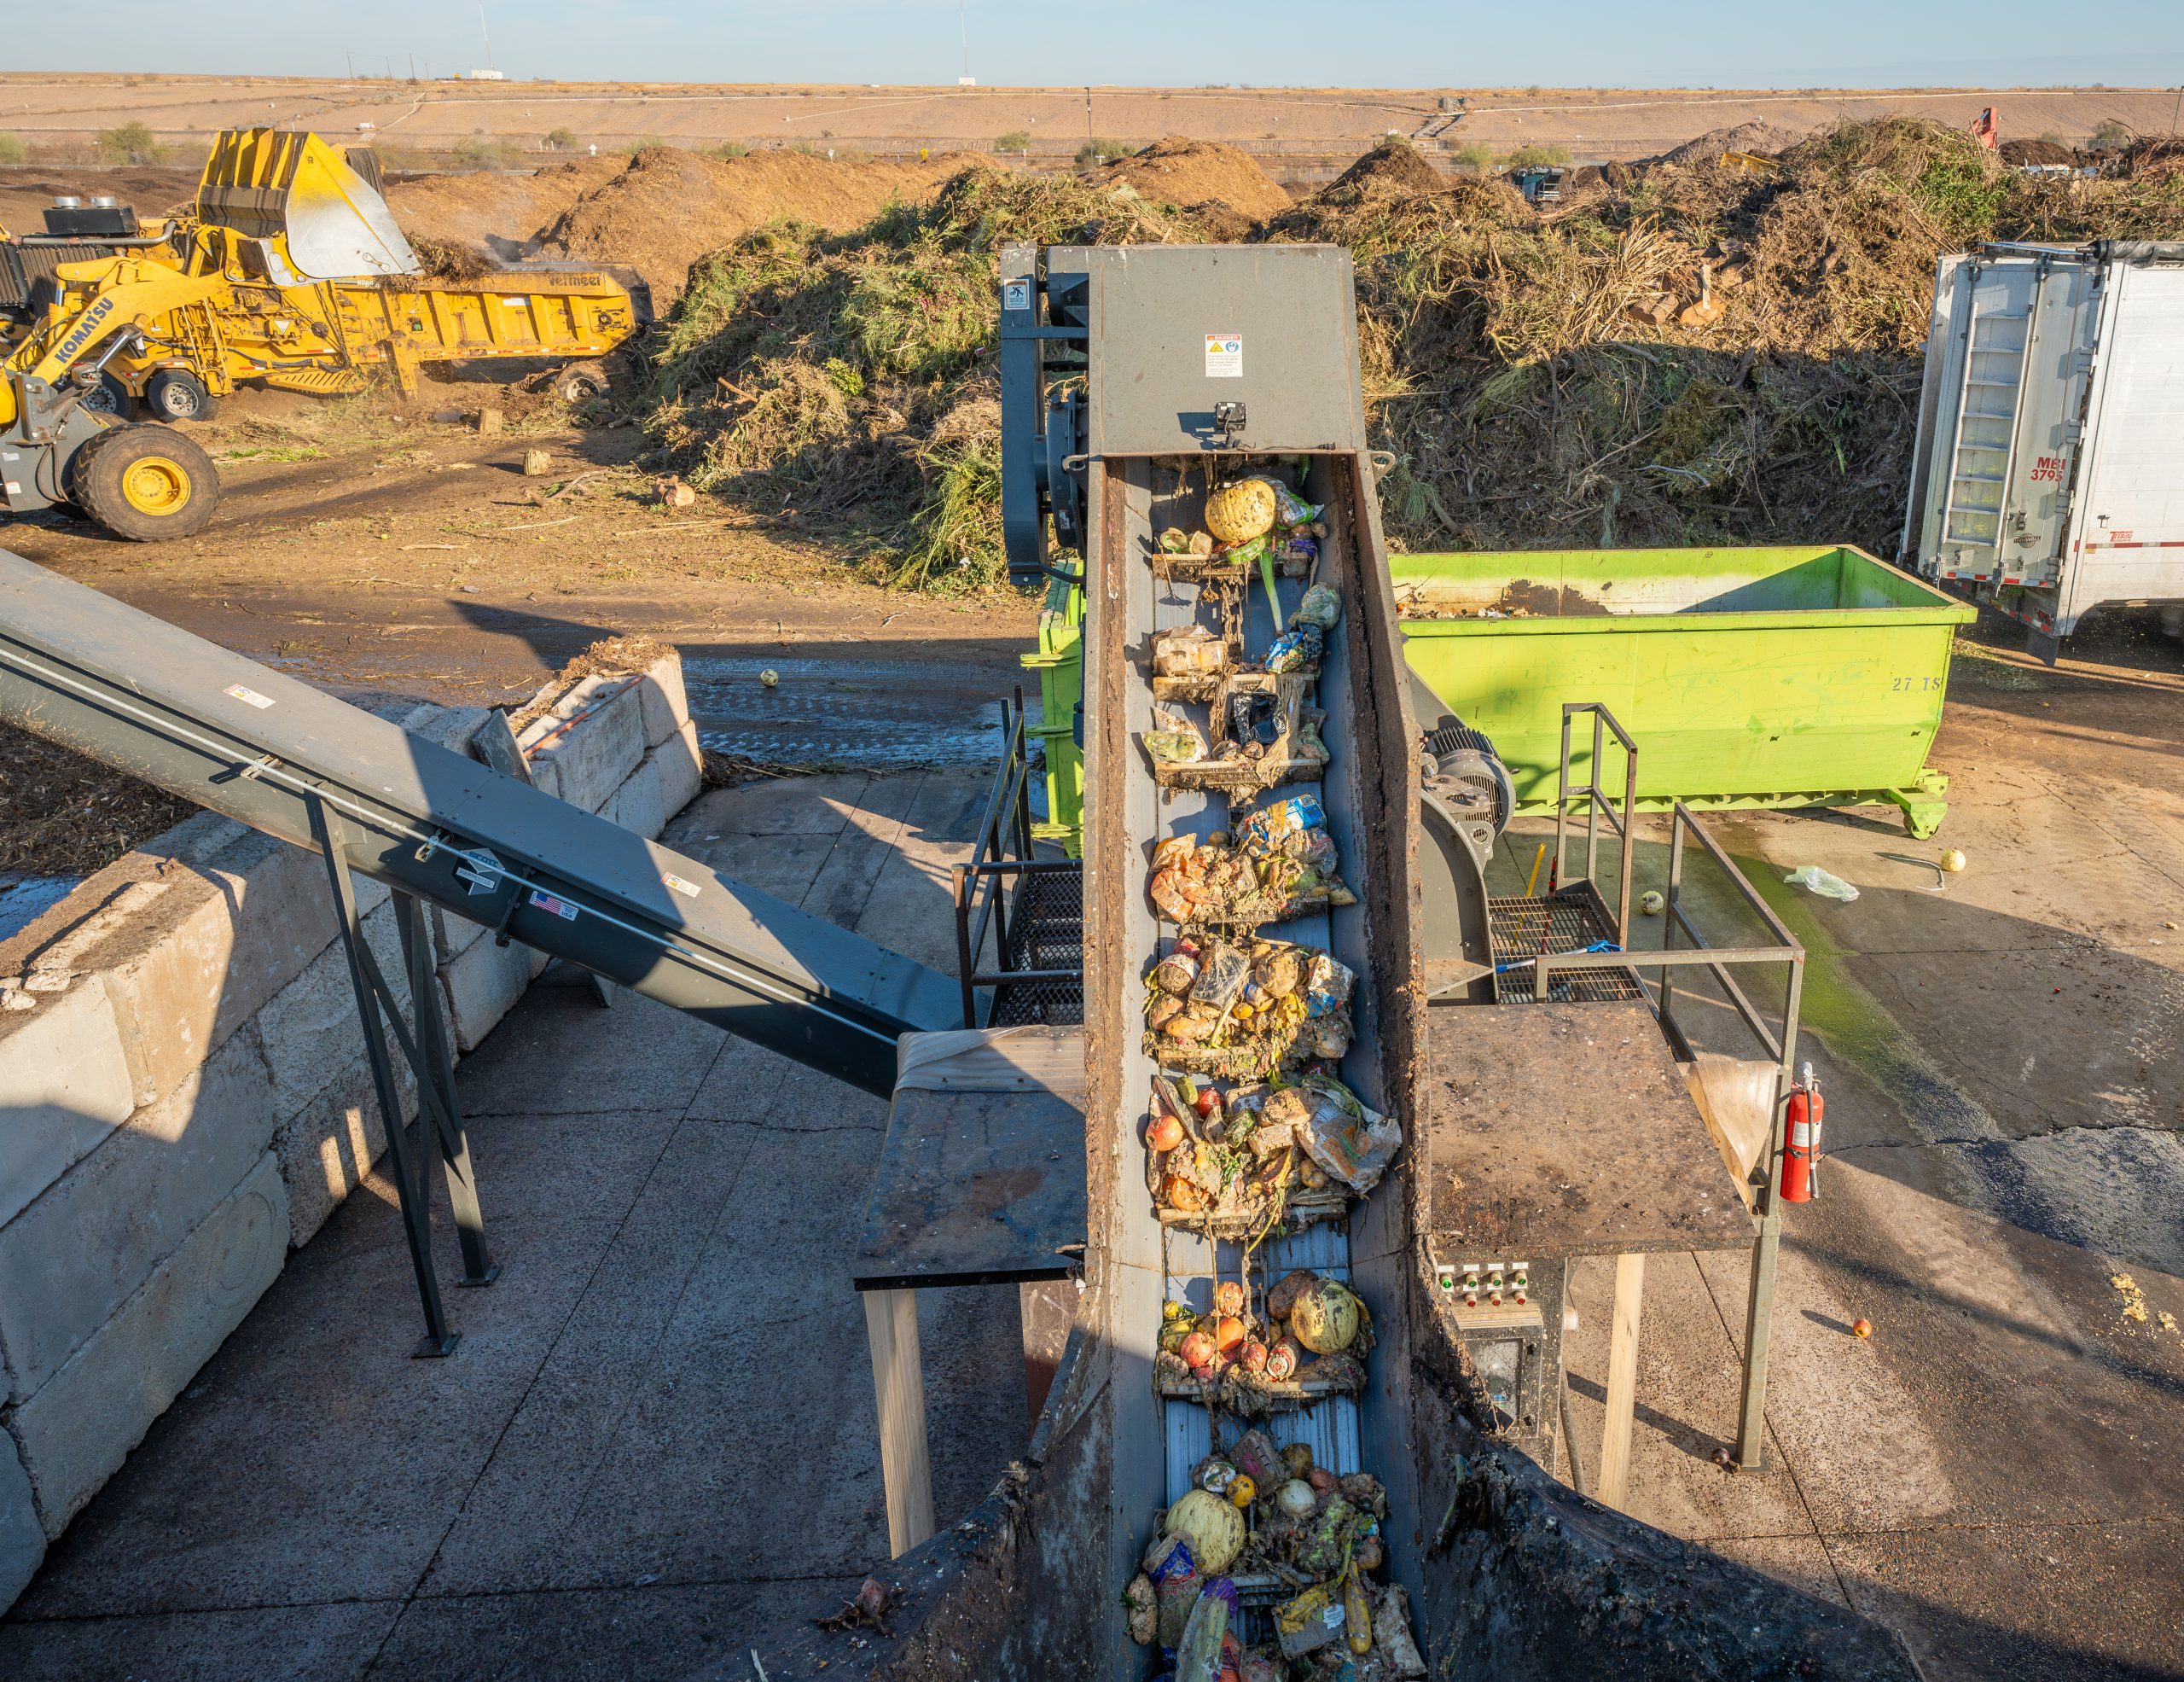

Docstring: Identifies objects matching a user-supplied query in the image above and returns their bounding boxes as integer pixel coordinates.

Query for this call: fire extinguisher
[1780,1061,1822,1203]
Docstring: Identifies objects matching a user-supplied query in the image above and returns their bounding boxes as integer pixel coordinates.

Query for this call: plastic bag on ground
[1784,864,1859,901]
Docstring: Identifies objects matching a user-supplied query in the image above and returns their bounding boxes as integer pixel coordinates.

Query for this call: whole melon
[1165,1488,1246,1574]
[1205,478,1277,545]
[1290,1277,1362,1355]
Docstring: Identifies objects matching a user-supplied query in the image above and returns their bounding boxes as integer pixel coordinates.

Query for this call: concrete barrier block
[656,719,704,819]
[603,756,668,841]
[0,1429,43,1615]
[518,675,644,814]
[255,899,411,1120]
[398,702,492,760]
[0,1028,277,1403]
[0,979,136,1230]
[427,900,491,964]
[274,1049,415,1248]
[11,1152,288,1538]
[627,649,689,748]
[437,932,535,1053]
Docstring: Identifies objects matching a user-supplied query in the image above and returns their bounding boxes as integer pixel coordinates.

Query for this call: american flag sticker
[528,890,578,921]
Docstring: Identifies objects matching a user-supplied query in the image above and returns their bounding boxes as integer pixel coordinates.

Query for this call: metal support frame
[1532,802,1805,1470]
[306,794,497,1359]
[1554,701,1637,946]
[951,689,1082,1027]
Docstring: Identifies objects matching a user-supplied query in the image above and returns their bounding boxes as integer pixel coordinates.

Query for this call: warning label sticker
[1205,334,1243,378]
[661,872,702,899]
[224,684,275,710]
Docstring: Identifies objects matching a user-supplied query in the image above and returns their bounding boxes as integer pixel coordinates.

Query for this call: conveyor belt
[0,550,958,1095]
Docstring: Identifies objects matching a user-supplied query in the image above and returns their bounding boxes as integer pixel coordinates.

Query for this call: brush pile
[640,120,2184,589]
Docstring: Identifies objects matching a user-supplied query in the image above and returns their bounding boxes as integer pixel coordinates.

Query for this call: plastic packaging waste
[1784,864,1860,902]
[1291,583,1343,630]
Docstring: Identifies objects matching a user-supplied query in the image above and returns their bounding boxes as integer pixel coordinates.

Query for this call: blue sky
[12,0,2184,87]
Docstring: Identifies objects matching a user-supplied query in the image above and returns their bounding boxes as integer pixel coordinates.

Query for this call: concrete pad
[1831,1520,2184,1682]
[850,769,990,976]
[255,899,412,1120]
[0,1600,402,1680]
[1560,1249,1811,1542]
[0,1027,277,1402]
[368,1578,859,1682]
[601,754,667,841]
[655,719,704,820]
[272,1047,416,1249]
[10,1153,289,1536]
[663,773,871,840]
[678,1028,798,1125]
[1703,1157,2184,1537]
[12,1109,689,1619]
[1707,1534,1850,1610]
[520,676,645,816]
[0,977,136,1230]
[456,987,724,1120]
[798,769,926,933]
[436,932,536,1055]
[415,1114,763,1597]
[0,1430,43,1613]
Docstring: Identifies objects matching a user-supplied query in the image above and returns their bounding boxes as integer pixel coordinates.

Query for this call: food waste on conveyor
[1129,459,1423,1679]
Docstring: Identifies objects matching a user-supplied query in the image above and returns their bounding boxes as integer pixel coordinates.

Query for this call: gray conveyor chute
[0,550,957,1095]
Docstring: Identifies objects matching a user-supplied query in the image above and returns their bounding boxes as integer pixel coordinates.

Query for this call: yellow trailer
[0,129,649,423]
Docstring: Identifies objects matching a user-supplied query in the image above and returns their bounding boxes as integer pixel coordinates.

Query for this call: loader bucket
[197,128,420,280]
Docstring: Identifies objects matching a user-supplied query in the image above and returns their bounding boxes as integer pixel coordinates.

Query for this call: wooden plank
[852,1082,1088,1291]
[1596,1252,1647,1510]
[863,1289,935,1558]
[1420,1001,1752,1259]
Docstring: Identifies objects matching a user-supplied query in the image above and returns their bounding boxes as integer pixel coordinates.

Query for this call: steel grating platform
[1486,888,1647,1004]
[990,866,1083,1026]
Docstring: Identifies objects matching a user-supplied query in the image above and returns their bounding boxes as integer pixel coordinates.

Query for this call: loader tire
[68,424,220,543]
[552,359,610,404]
[80,373,138,419]
[145,369,219,424]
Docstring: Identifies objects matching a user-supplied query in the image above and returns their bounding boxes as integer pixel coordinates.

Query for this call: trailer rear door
[2058,262,2184,631]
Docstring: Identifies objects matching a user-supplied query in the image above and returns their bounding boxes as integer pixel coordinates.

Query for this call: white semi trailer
[1902,240,2184,661]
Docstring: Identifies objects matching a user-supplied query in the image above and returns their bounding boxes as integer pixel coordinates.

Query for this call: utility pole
[960,0,969,84]
[2173,84,2182,135]
[479,2,496,73]
[346,50,356,80]
[409,53,417,83]
[1085,86,1094,159]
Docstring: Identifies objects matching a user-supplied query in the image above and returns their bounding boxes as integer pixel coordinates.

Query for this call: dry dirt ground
[5,72,2178,167]
[0,386,1040,781]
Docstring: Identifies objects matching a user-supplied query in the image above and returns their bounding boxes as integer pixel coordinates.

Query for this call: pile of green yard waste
[641,120,2184,592]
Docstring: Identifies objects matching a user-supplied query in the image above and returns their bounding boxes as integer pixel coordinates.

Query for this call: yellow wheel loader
[0,257,226,540]
[0,129,650,422]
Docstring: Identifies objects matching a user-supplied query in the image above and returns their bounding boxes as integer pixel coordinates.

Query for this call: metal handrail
[1531,796,1806,1470]
[951,690,1080,1027]
[1554,701,1638,947]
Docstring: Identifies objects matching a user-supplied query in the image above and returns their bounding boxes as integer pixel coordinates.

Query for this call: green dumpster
[1394,545,1977,837]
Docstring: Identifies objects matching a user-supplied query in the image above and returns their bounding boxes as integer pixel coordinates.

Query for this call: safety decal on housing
[1205,334,1242,377]
[661,872,701,899]
[224,684,275,709]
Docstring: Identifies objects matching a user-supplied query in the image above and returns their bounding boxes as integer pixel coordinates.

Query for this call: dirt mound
[537,146,968,306]
[384,156,624,265]
[1653,122,1808,167]
[1324,142,1446,199]
[2001,137,2076,166]
[0,166,200,234]
[1097,137,1292,220]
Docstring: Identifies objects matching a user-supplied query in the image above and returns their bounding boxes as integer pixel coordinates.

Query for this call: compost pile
[384,155,624,274]
[0,730,194,878]
[1098,137,1295,227]
[639,119,2184,589]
